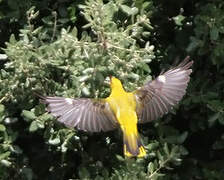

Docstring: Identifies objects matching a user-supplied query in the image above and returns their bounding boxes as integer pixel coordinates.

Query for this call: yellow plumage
[39,57,193,158]
[106,77,146,157]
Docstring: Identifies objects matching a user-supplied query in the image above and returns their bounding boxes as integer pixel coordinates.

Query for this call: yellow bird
[38,56,193,157]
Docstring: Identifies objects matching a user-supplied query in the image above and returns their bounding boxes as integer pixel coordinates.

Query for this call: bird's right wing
[38,95,118,132]
[134,56,193,123]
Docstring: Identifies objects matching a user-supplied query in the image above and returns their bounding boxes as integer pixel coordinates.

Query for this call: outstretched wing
[39,95,118,132]
[134,56,193,123]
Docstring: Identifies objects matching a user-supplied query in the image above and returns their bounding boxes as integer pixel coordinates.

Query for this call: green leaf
[48,138,60,145]
[210,26,219,41]
[0,54,7,60]
[83,68,94,74]
[0,69,7,78]
[0,104,5,122]
[0,124,6,131]
[71,26,78,37]
[22,110,37,121]
[36,120,45,129]
[40,114,53,121]
[9,34,16,44]
[147,162,154,174]
[61,142,68,153]
[147,142,159,151]
[82,87,90,96]
[164,143,169,155]
[208,112,220,127]
[141,63,151,73]
[79,75,90,82]
[172,14,185,26]
[29,121,38,132]
[68,5,77,23]
[142,31,151,38]
[116,155,125,161]
[120,5,138,16]
[0,104,5,114]
[10,145,23,154]
[0,151,10,161]
[0,159,12,167]
[34,104,45,116]
[103,1,118,20]
[177,131,188,144]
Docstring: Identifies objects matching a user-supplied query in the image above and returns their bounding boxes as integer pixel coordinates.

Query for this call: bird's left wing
[134,56,193,123]
[39,95,118,132]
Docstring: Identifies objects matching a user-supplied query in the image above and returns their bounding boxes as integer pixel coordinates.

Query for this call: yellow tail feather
[124,144,146,157]
[123,133,146,157]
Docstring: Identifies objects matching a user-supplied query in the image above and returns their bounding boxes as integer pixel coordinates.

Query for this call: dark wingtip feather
[33,91,47,104]
[33,91,44,99]
[177,56,194,70]
[124,135,144,156]
[136,56,194,124]
[124,140,140,156]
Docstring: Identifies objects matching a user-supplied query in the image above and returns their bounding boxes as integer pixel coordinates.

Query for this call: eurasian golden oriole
[38,56,193,157]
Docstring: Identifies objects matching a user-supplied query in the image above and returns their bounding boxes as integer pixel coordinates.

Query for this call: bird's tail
[123,131,146,157]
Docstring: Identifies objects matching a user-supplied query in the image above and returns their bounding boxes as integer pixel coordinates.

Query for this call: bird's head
[109,76,124,91]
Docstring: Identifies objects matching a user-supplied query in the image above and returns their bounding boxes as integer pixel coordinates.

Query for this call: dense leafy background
[0,0,224,179]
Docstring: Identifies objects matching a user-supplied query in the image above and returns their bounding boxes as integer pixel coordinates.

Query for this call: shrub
[1,0,224,179]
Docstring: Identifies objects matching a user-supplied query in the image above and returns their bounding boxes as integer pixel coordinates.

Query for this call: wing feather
[39,95,118,132]
[135,56,193,123]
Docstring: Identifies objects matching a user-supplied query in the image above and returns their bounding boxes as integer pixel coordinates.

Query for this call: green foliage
[184,0,224,149]
[0,0,82,47]
[111,143,186,180]
[0,0,224,179]
[187,0,224,66]
[151,0,224,179]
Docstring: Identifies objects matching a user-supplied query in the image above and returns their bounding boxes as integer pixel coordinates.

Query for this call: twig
[51,11,57,42]
[0,93,9,103]
[147,157,171,179]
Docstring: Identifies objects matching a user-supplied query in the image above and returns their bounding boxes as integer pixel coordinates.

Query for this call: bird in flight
[38,56,193,157]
